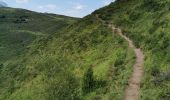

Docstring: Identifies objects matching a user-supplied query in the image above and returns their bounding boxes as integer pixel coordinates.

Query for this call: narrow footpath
[96,15,144,100]
[111,27,144,100]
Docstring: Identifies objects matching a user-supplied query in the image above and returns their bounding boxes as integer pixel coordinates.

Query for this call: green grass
[0,7,78,63]
[93,0,170,99]
[1,0,169,99]
[0,10,135,99]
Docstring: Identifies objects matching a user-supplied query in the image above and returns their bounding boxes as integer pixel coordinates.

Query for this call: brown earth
[112,27,144,100]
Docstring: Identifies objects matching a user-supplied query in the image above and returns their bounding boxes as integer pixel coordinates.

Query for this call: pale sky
[1,0,115,17]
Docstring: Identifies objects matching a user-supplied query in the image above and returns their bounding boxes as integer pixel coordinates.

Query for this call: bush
[129,11,141,21]
[160,89,170,100]
[151,66,160,76]
[82,67,95,94]
[82,67,107,94]
[0,15,6,18]
[0,64,4,73]
[153,72,170,85]
[46,72,80,100]
[114,59,124,67]
[143,0,166,12]
[0,63,3,68]
[114,53,126,67]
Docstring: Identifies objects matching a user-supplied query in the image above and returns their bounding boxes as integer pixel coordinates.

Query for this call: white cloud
[38,6,43,9]
[45,4,57,10]
[15,0,28,3]
[38,4,56,10]
[38,4,57,13]
[74,4,84,10]
[65,4,86,16]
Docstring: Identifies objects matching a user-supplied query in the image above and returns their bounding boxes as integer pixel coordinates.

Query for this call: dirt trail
[112,27,144,100]
[96,15,144,100]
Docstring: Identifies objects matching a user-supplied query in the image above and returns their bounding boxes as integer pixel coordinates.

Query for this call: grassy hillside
[0,7,135,100]
[93,0,170,99]
[0,7,77,63]
[1,0,169,100]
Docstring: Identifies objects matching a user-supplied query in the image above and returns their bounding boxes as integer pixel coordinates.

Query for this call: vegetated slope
[112,27,144,100]
[94,0,170,99]
[0,7,78,63]
[0,7,135,100]
[1,0,169,99]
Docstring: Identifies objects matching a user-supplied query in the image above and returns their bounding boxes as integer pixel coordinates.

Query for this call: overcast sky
[1,0,115,17]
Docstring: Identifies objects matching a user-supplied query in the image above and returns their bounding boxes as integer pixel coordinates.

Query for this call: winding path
[111,27,144,100]
[96,15,144,100]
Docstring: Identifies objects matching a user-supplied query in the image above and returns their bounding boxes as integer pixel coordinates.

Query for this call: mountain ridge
[0,7,78,64]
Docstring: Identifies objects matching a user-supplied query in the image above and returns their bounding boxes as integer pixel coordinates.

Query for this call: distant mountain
[0,7,78,63]
[0,1,7,7]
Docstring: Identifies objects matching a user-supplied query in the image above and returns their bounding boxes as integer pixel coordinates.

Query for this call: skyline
[1,0,114,17]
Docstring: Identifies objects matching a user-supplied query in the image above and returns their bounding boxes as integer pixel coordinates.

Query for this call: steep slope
[0,8,135,100]
[97,15,144,100]
[0,7,78,63]
[94,0,170,99]
[112,27,144,100]
[1,0,169,100]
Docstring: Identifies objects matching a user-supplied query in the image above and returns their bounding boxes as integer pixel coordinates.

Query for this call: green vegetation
[0,7,77,63]
[93,0,170,99]
[0,7,135,99]
[82,67,95,94]
[1,0,169,99]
